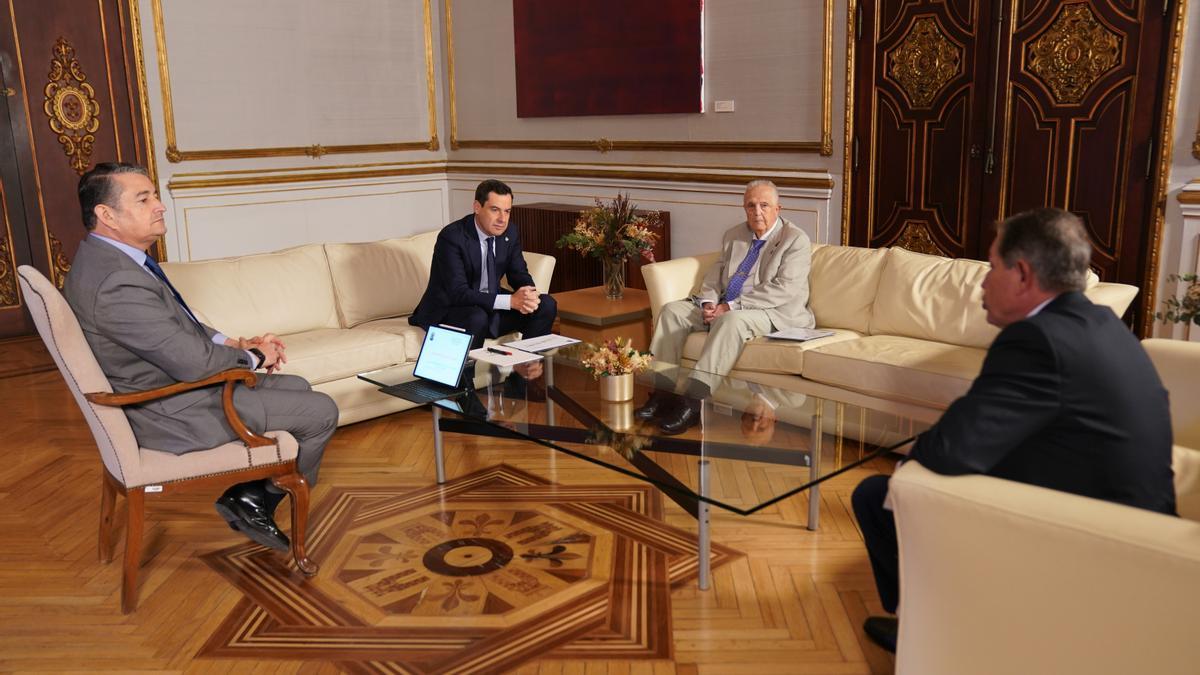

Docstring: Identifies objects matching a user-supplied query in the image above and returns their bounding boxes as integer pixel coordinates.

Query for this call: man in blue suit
[410,179,556,348]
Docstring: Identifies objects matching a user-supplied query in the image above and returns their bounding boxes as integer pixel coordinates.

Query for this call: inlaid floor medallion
[199,465,740,673]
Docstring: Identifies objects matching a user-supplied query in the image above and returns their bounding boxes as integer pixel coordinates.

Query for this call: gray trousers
[649,300,774,390]
[232,373,337,486]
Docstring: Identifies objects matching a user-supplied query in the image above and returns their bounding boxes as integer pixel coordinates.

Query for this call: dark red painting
[513,0,703,118]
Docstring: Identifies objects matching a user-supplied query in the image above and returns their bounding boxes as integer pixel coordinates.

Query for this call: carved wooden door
[0,0,150,342]
[850,0,1178,332]
[850,0,996,259]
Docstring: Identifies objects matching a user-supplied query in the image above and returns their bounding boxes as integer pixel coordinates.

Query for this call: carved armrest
[85,369,276,448]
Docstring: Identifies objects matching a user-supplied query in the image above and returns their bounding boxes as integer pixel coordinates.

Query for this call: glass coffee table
[359,350,925,589]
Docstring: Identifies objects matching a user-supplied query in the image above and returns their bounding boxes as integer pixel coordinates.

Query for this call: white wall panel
[166,178,448,261]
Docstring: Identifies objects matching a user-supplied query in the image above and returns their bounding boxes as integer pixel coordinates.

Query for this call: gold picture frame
[151,0,439,162]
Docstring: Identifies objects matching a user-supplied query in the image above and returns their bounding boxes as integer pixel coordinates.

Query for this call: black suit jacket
[910,291,1176,515]
[409,214,536,328]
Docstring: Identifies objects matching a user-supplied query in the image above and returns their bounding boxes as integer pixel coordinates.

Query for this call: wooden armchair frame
[86,368,318,613]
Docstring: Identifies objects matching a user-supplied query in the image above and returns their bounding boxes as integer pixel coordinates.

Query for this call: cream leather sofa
[886,338,1200,675]
[642,245,1139,421]
[161,231,555,426]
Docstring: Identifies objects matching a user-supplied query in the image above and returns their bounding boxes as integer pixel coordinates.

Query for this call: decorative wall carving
[43,37,100,175]
[895,221,944,256]
[0,237,17,306]
[1027,3,1121,105]
[887,17,962,108]
[48,234,71,289]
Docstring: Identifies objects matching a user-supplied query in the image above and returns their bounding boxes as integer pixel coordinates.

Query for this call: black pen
[487,347,512,356]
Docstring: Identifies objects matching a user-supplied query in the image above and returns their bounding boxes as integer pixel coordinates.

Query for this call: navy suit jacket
[910,291,1176,515]
[410,214,535,328]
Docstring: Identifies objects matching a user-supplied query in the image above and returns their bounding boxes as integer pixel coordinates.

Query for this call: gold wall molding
[446,0,835,156]
[1026,3,1121,105]
[43,37,100,174]
[0,236,16,306]
[1142,0,1191,333]
[888,17,961,108]
[1179,183,1200,205]
[166,161,834,192]
[48,233,71,289]
[150,0,439,163]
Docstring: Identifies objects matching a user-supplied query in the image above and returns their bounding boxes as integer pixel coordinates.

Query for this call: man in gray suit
[64,163,338,552]
[639,179,814,433]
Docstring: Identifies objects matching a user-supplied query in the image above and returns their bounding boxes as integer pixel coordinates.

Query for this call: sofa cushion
[802,335,987,409]
[680,329,862,374]
[809,244,888,333]
[162,244,339,337]
[352,318,427,358]
[869,248,1000,349]
[325,231,440,328]
[277,328,408,385]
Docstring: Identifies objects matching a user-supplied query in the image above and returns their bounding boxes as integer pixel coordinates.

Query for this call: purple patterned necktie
[722,239,766,303]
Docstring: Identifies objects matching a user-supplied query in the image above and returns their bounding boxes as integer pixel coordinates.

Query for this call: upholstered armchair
[17,266,318,613]
[886,338,1200,674]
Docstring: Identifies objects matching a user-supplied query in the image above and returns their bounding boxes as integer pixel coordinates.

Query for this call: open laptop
[381,324,474,404]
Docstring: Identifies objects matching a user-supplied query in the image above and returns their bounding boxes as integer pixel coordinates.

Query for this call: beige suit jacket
[696,217,815,330]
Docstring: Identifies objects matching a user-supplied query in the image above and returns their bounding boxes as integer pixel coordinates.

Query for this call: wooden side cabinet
[551,286,652,351]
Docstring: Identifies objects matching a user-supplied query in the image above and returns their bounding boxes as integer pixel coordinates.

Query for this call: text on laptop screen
[413,326,472,386]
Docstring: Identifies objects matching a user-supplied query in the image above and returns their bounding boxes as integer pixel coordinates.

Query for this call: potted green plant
[1157,273,1200,328]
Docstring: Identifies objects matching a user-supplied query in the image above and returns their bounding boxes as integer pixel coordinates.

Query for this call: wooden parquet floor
[0,371,897,674]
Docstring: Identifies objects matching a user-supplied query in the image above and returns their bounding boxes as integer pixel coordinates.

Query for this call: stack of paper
[765,327,836,341]
[503,334,581,352]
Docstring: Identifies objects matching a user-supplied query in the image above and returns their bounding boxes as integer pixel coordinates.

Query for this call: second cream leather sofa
[884,338,1200,675]
[162,230,555,426]
[642,244,1139,421]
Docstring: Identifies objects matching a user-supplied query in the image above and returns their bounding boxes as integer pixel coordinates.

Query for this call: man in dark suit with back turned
[852,207,1176,653]
[64,163,338,553]
[409,179,556,348]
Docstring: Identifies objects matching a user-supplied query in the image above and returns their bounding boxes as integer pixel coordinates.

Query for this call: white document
[503,333,581,353]
[765,327,836,342]
[469,347,543,367]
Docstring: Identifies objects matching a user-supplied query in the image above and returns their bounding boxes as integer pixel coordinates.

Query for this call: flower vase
[599,372,634,401]
[603,399,635,431]
[602,258,625,300]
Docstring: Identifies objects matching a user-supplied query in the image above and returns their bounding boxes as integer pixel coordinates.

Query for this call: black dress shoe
[635,392,676,420]
[215,483,290,552]
[863,616,898,653]
[658,398,701,435]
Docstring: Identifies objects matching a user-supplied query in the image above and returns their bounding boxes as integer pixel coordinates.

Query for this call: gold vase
[599,372,634,401]
[604,399,635,431]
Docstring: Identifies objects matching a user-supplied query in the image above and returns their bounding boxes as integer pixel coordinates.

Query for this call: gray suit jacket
[64,236,256,453]
[696,218,815,330]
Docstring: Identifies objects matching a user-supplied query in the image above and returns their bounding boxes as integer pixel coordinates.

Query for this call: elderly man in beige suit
[638,179,814,434]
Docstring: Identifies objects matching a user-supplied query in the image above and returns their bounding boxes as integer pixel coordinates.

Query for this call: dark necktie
[485,237,497,294]
[485,237,500,337]
[723,239,766,303]
[143,257,204,330]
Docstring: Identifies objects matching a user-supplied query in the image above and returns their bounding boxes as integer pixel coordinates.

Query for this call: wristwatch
[248,347,266,369]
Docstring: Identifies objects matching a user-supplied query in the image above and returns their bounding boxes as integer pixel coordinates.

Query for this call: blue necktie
[723,239,766,303]
[143,257,203,330]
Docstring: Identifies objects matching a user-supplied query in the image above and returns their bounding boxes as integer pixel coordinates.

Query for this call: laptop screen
[413,325,473,387]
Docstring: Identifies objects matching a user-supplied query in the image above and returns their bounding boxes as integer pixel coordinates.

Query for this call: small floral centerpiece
[556,193,662,299]
[579,337,653,401]
[1157,273,1200,327]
